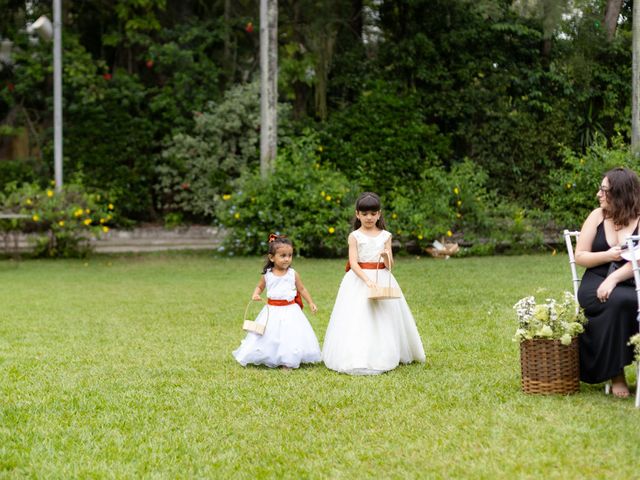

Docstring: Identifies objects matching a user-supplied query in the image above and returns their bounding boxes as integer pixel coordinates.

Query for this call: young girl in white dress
[322,192,426,375]
[233,234,322,369]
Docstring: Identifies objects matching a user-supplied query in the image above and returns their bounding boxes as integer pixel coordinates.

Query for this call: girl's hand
[365,280,375,289]
[380,249,390,258]
[309,303,318,314]
[252,293,262,301]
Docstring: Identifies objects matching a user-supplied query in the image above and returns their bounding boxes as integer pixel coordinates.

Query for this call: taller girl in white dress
[322,192,426,375]
[233,234,322,369]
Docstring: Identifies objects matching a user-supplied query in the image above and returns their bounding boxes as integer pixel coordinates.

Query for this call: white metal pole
[53,0,63,192]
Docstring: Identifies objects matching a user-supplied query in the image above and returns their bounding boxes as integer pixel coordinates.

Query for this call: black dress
[577,221,639,383]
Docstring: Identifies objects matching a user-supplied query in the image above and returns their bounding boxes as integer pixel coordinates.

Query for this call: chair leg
[605,381,611,395]
[636,363,640,408]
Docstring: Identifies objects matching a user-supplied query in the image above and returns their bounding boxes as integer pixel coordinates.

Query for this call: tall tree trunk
[604,0,623,42]
[260,0,278,177]
[633,0,640,154]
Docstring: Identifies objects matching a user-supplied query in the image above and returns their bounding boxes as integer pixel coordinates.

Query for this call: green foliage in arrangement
[545,138,635,230]
[216,132,356,257]
[0,182,116,257]
[3,254,640,477]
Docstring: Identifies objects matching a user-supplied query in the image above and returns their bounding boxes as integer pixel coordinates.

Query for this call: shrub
[215,132,356,257]
[319,81,450,195]
[156,81,291,221]
[1,182,116,257]
[545,138,637,230]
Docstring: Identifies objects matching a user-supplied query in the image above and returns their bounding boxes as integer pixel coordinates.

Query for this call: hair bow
[268,233,286,243]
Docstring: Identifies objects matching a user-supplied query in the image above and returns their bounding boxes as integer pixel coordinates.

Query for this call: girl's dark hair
[602,167,640,228]
[262,234,293,273]
[352,192,386,230]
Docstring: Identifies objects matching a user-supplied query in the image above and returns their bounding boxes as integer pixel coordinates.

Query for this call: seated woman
[575,167,640,398]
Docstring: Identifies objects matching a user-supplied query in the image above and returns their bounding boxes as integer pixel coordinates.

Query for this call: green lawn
[1,252,639,478]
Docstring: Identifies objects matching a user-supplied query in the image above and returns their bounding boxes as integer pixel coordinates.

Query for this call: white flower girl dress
[233,268,322,368]
[322,230,425,374]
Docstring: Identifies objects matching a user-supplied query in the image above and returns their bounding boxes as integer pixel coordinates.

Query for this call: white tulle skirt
[322,269,426,375]
[233,304,322,368]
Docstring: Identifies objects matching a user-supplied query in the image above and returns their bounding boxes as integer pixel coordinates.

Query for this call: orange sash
[267,298,296,306]
[268,291,304,310]
[344,261,386,272]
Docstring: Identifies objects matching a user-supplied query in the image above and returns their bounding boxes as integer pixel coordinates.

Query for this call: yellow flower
[325,195,332,201]
[108,204,114,210]
[25,198,32,205]
[58,220,64,227]
[328,227,335,234]
[222,194,231,201]
[100,218,105,224]
[32,214,40,222]
[106,214,112,220]
[453,187,460,195]
[74,209,83,217]
[566,183,572,189]
[321,191,325,197]
[84,218,92,226]
[102,226,109,233]
[392,213,397,219]
[85,209,90,214]
[447,230,453,237]
[318,145,324,152]
[418,234,423,240]
[456,213,462,218]
[46,190,54,197]
[456,200,462,207]
[234,212,240,219]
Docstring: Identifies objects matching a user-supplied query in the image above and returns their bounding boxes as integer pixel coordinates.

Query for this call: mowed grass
[1,252,640,478]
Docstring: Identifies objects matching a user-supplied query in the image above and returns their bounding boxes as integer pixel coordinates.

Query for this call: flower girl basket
[242,299,269,335]
[368,256,402,300]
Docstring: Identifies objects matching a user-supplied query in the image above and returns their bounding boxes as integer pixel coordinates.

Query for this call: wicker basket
[520,337,580,395]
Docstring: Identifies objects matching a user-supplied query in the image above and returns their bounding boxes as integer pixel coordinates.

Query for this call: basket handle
[374,254,392,287]
[244,298,269,326]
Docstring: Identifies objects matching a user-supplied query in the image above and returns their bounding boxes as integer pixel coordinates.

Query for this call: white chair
[624,235,640,408]
[563,230,581,302]
[562,229,613,395]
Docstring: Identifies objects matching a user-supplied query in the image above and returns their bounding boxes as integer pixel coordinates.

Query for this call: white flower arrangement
[513,291,587,345]
[628,333,640,362]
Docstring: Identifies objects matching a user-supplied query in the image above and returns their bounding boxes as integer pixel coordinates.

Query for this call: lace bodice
[351,229,391,262]
[264,268,297,301]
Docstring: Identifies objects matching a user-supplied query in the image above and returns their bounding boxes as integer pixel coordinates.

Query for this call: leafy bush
[387,159,545,255]
[319,81,450,195]
[156,81,291,221]
[545,138,636,230]
[1,182,116,257]
[215,132,356,257]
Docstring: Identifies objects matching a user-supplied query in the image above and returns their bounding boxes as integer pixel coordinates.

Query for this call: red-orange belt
[345,261,386,272]
[267,298,296,306]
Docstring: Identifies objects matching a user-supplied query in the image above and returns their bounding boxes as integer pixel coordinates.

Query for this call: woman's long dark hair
[262,234,293,273]
[602,167,640,228]
[352,192,386,230]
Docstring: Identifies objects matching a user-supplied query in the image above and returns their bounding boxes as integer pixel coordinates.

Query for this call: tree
[260,0,278,177]
[604,0,623,41]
